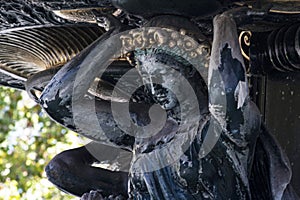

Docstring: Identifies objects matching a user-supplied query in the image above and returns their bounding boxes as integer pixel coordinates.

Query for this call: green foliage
[0,87,80,200]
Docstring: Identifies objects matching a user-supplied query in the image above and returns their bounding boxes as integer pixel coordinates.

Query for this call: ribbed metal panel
[0,24,104,78]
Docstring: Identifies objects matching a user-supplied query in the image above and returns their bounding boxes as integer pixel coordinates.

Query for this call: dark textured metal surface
[0,70,25,90]
[250,23,300,73]
[251,72,300,195]
[111,0,224,18]
[0,0,300,199]
[236,0,300,13]
[0,0,69,31]
[31,0,112,10]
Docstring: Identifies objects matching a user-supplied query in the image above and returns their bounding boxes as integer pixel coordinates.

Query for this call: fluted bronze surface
[0,25,104,78]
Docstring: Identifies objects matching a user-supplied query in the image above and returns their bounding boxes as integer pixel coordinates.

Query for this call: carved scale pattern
[0,0,72,31]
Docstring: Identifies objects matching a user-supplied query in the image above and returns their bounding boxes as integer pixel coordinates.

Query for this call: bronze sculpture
[0,0,300,199]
